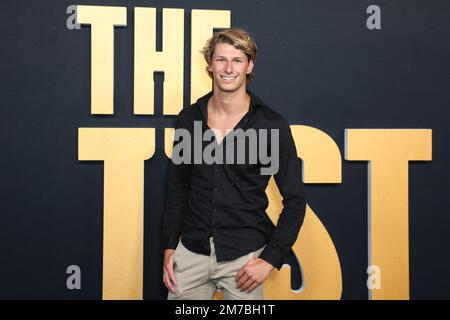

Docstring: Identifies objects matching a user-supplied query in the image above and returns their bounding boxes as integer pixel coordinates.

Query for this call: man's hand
[163,249,178,293]
[235,258,274,293]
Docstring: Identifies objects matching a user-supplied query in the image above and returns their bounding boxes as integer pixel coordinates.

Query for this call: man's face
[208,42,254,93]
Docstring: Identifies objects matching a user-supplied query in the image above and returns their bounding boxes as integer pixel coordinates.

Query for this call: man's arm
[236,118,306,293]
[162,111,192,293]
[259,118,306,270]
[162,112,192,249]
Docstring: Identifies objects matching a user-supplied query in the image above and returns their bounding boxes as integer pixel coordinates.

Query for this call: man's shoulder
[255,103,290,129]
[176,103,200,119]
[173,102,202,129]
[176,90,212,120]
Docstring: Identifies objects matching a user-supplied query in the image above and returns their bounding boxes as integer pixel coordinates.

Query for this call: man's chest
[207,114,247,144]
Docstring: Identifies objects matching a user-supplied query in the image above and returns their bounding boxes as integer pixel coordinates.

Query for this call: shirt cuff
[163,235,180,250]
[259,245,284,270]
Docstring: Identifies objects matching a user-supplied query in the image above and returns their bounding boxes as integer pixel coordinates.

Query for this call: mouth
[220,75,238,82]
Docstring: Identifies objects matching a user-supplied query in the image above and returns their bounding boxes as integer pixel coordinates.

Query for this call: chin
[216,81,245,93]
[217,86,239,93]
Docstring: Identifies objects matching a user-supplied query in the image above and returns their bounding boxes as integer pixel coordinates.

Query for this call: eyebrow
[215,56,245,59]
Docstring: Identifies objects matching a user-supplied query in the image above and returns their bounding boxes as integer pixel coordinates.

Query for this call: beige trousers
[167,237,265,300]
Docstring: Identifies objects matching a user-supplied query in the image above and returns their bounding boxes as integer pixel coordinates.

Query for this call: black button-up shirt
[162,90,306,270]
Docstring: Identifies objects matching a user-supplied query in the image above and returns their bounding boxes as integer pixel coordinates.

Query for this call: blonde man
[162,28,306,300]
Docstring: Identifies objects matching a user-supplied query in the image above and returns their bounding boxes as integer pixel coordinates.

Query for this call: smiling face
[208,42,254,94]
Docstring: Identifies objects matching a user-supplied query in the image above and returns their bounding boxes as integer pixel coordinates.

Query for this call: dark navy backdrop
[0,0,448,299]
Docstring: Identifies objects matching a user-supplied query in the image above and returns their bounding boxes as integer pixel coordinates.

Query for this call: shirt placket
[211,164,219,235]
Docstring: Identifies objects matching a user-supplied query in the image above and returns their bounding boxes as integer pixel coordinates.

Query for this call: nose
[225,60,232,74]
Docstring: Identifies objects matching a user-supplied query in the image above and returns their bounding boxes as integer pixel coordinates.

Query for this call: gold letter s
[264,125,343,299]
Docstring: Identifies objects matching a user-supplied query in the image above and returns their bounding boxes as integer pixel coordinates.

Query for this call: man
[162,28,306,300]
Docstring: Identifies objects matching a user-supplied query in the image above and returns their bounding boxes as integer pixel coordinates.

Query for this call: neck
[209,86,250,116]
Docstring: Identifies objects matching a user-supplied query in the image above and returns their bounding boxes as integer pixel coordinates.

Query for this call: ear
[246,59,254,75]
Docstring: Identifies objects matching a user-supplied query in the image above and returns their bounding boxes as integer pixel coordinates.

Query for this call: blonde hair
[201,28,257,82]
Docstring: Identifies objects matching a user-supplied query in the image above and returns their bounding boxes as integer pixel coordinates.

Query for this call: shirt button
[213,188,218,193]
[215,167,220,172]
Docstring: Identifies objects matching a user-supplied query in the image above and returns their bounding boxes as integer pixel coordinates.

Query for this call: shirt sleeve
[162,111,192,249]
[259,119,306,270]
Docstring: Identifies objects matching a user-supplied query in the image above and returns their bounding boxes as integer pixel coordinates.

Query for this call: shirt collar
[196,89,264,122]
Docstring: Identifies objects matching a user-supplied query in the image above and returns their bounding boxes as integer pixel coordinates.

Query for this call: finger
[163,272,175,293]
[240,278,255,291]
[236,267,246,281]
[167,262,178,287]
[245,281,260,293]
[236,273,249,289]
[163,272,174,293]
[163,275,172,292]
